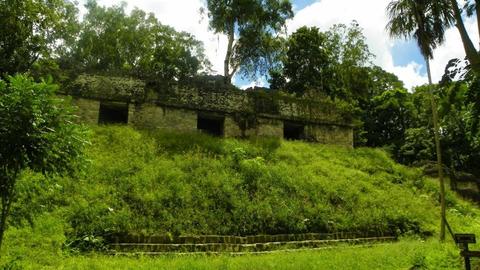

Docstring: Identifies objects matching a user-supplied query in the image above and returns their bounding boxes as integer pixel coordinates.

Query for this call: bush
[7,126,480,250]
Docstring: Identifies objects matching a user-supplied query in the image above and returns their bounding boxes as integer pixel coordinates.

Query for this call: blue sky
[391,42,426,75]
[85,0,475,89]
[234,0,428,88]
[292,0,314,11]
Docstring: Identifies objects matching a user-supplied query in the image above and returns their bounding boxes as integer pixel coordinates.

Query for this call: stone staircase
[107,232,397,255]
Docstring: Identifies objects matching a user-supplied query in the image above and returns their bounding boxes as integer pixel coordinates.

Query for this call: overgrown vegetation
[10,126,430,238]
[2,0,480,268]
[0,126,478,268]
[1,239,471,269]
[0,75,87,251]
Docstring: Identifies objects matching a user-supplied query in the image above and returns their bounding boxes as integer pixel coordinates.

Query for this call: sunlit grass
[24,240,464,270]
[2,125,480,269]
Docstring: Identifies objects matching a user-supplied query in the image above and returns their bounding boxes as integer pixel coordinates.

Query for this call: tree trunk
[450,0,480,74]
[475,0,480,49]
[0,170,17,254]
[0,194,12,253]
[224,22,235,84]
[426,58,446,242]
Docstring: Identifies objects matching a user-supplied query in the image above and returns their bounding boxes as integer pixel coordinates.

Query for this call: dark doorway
[284,122,305,140]
[197,113,225,136]
[98,102,129,124]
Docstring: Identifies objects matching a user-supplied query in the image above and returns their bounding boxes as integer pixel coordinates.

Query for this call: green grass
[3,239,468,270]
[2,125,480,268]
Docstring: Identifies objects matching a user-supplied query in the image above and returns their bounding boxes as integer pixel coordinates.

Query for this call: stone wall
[66,74,354,147]
[305,124,353,147]
[130,104,197,132]
[71,97,100,124]
[66,74,145,102]
[151,86,252,115]
[224,116,243,137]
[151,86,348,126]
[254,117,283,137]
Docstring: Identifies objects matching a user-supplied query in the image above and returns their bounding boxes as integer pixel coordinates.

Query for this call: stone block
[131,104,197,133]
[70,97,100,124]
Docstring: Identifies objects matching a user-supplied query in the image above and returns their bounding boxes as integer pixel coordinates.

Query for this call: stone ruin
[63,74,354,147]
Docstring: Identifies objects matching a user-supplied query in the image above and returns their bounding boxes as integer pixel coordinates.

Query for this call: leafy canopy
[272,22,374,101]
[0,74,88,251]
[386,0,453,60]
[0,0,79,77]
[66,0,211,82]
[204,0,293,82]
[0,75,88,176]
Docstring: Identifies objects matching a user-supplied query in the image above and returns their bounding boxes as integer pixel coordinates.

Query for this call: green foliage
[0,238,469,269]
[353,67,479,178]
[399,127,435,164]
[354,66,407,146]
[0,75,88,175]
[282,26,332,96]
[204,0,293,82]
[67,0,210,82]
[7,126,464,247]
[0,213,66,268]
[3,126,480,268]
[394,78,480,175]
[0,74,88,250]
[0,0,79,77]
[363,88,415,160]
[275,22,374,101]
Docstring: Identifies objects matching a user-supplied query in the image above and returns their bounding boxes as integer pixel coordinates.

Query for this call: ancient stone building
[64,74,354,147]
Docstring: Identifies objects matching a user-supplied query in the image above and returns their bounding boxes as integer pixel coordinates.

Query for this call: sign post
[455,233,477,270]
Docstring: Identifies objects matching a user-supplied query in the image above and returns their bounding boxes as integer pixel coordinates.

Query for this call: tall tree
[354,66,407,147]
[449,0,480,73]
[387,0,449,241]
[67,0,210,81]
[413,0,480,74]
[364,89,415,157]
[0,0,79,77]
[325,22,375,100]
[204,0,293,83]
[282,26,333,96]
[0,75,87,251]
[273,23,374,100]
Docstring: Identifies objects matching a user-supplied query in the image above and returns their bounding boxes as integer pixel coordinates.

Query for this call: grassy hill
[3,126,480,268]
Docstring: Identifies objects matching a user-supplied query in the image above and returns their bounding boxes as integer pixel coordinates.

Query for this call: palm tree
[448,0,480,73]
[386,0,452,241]
[421,0,480,74]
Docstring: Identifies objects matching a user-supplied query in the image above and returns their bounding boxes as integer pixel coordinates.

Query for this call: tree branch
[224,21,235,83]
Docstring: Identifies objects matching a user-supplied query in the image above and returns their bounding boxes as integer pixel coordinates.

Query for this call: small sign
[455,234,476,244]
[461,250,480,258]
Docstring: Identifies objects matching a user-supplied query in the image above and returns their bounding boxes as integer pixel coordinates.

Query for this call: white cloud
[287,0,392,68]
[78,0,476,90]
[429,17,478,84]
[238,77,269,90]
[287,0,476,90]
[391,62,428,88]
[79,0,227,75]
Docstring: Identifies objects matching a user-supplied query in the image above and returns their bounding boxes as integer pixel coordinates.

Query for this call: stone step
[109,236,396,254]
[108,232,391,245]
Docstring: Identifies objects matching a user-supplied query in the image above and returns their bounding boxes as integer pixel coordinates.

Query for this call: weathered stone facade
[66,74,354,147]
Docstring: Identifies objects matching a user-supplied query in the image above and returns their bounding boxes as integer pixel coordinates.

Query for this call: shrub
[7,126,480,250]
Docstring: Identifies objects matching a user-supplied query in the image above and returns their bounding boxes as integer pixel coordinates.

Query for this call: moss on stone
[66,74,145,102]
[66,74,353,128]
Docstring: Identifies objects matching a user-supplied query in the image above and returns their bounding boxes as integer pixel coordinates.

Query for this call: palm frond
[386,0,453,60]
